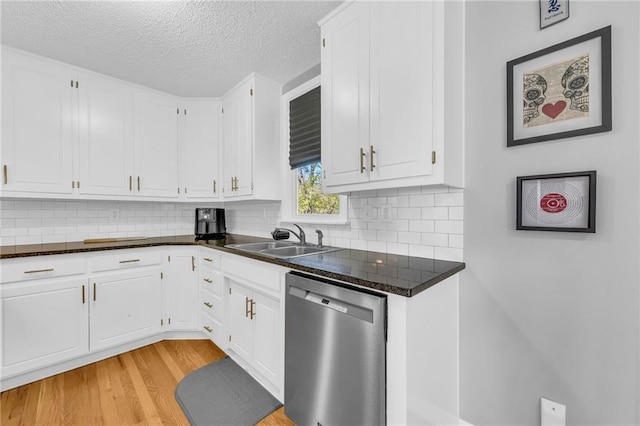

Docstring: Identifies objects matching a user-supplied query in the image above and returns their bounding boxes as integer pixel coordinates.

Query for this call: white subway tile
[0,236,16,245]
[368,221,388,231]
[1,227,28,237]
[421,207,449,220]
[29,226,54,236]
[16,218,42,227]
[434,220,463,234]
[434,247,464,262]
[377,188,398,197]
[409,244,435,259]
[397,207,421,220]
[409,194,435,207]
[377,230,398,243]
[386,242,409,256]
[421,186,450,194]
[398,232,421,245]
[351,240,368,250]
[449,234,464,248]
[367,241,387,254]
[449,206,464,220]
[421,233,449,247]
[409,220,435,233]
[359,229,377,241]
[435,192,464,207]
[15,235,42,245]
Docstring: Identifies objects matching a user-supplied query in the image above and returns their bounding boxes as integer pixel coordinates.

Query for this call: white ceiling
[1,1,341,97]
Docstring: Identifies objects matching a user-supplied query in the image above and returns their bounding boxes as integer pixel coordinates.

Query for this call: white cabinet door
[77,72,135,196]
[164,251,198,331]
[89,268,162,351]
[369,2,433,181]
[1,50,74,194]
[133,91,179,198]
[0,278,88,377]
[321,2,370,187]
[251,291,280,386]
[179,100,221,199]
[222,79,253,197]
[227,279,253,363]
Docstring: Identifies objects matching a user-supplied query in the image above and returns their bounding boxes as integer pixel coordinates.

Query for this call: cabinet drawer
[200,268,223,296]
[200,252,221,269]
[201,289,222,322]
[90,250,161,273]
[222,255,282,292]
[0,255,86,283]
[201,312,222,343]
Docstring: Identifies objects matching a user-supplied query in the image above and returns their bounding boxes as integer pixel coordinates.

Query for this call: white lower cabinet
[0,277,89,377]
[163,250,199,331]
[223,253,285,399]
[227,279,280,391]
[89,268,162,351]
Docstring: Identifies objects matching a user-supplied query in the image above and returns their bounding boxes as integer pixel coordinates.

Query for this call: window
[280,76,347,224]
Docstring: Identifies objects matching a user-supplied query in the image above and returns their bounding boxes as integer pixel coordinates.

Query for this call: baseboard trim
[1,330,206,392]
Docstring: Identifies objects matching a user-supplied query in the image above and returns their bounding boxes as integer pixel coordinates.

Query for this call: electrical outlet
[541,397,566,426]
[380,204,392,222]
[109,208,120,220]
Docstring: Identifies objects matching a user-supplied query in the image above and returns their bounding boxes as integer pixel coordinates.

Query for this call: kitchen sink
[225,241,341,259]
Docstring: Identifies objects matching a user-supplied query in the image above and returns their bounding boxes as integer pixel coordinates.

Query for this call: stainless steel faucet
[273,224,306,245]
[315,230,323,247]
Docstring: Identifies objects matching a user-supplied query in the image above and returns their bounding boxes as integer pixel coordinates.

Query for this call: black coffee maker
[194,208,226,240]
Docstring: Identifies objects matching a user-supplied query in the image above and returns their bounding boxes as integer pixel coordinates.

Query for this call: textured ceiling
[1,1,341,97]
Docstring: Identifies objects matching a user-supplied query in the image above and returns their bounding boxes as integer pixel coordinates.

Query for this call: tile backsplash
[0,186,463,261]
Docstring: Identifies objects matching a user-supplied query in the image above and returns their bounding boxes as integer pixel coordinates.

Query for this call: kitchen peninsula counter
[0,234,465,297]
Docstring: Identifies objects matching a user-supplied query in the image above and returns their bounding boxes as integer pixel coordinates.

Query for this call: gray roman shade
[289,86,321,169]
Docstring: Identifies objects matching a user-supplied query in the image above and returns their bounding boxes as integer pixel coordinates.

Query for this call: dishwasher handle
[288,284,374,323]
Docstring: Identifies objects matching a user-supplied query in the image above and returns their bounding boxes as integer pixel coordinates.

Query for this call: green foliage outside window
[296,162,339,215]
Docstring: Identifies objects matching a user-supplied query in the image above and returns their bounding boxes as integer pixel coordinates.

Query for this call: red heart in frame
[542,101,567,119]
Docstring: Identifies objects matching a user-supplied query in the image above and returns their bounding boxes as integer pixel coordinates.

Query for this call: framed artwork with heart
[507,26,611,147]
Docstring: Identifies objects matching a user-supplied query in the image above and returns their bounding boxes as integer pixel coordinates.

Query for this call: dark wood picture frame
[507,26,611,147]
[516,170,596,233]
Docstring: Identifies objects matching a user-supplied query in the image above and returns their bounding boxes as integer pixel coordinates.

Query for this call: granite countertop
[0,234,465,297]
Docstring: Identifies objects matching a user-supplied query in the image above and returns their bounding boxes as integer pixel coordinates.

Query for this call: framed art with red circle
[516,171,596,233]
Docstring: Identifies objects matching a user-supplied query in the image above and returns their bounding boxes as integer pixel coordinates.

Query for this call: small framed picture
[507,26,611,147]
[516,171,596,233]
[540,0,569,29]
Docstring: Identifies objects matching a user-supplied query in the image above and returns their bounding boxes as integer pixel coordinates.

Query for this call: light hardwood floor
[0,340,294,426]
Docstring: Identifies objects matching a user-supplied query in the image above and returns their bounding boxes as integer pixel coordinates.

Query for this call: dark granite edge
[0,234,465,297]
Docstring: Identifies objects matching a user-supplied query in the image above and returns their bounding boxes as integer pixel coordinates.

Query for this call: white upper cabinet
[133,90,179,198]
[77,71,135,196]
[221,73,281,201]
[178,100,221,199]
[320,1,463,192]
[1,49,74,195]
[320,1,370,188]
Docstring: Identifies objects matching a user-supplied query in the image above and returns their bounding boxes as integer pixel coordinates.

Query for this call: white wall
[461,1,640,425]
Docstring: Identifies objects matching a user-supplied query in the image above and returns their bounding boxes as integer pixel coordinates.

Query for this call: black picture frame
[516,170,596,233]
[507,26,611,147]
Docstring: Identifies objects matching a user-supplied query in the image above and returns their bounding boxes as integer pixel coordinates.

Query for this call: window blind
[289,86,321,169]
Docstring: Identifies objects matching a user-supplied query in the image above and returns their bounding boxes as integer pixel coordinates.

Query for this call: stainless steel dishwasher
[285,271,387,426]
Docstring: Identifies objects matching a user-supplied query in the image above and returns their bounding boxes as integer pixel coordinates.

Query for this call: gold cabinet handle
[245,296,251,318]
[119,259,140,264]
[191,256,195,271]
[203,257,213,262]
[203,278,213,283]
[370,145,376,171]
[137,176,140,191]
[213,180,217,193]
[203,302,213,308]
[360,148,366,173]
[250,300,256,320]
[203,326,213,333]
[129,176,133,191]
[3,165,7,185]
[24,268,54,274]
[93,283,97,301]
[82,285,86,304]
